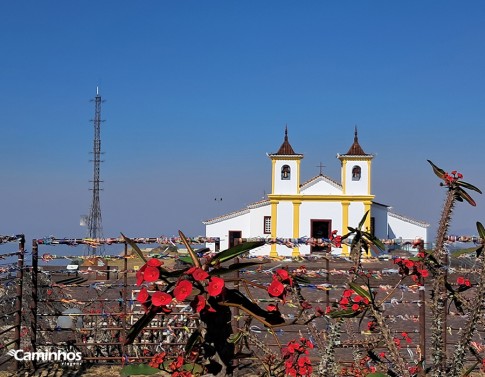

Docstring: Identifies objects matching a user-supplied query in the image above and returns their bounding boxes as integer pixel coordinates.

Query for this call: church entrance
[228,230,242,248]
[311,220,331,253]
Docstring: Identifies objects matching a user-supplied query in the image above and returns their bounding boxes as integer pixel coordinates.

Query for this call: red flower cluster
[148,352,166,369]
[457,276,471,287]
[393,332,412,348]
[339,289,370,311]
[282,338,313,377]
[443,170,463,186]
[340,356,377,377]
[136,258,164,286]
[149,353,194,377]
[267,269,293,301]
[330,230,342,248]
[393,257,428,283]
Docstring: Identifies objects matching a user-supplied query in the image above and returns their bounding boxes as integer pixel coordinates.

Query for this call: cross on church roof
[316,162,326,175]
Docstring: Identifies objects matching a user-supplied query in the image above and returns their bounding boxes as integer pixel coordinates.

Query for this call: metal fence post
[31,239,38,354]
[14,235,25,367]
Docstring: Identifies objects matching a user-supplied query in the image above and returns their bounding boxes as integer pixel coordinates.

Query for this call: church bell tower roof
[341,127,372,157]
[269,127,303,157]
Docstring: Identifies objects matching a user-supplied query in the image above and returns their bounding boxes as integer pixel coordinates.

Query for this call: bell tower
[267,127,303,195]
[338,127,373,196]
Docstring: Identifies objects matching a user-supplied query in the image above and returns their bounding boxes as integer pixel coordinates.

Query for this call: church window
[352,165,361,181]
[281,165,291,180]
[264,216,271,234]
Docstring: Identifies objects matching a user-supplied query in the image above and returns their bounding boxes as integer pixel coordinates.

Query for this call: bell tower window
[281,165,291,180]
[352,165,361,181]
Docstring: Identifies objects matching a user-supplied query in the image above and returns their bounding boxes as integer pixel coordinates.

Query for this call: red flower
[267,279,285,297]
[419,269,429,278]
[190,295,206,313]
[147,258,163,267]
[152,291,172,306]
[351,303,360,311]
[144,266,160,282]
[339,297,349,306]
[174,280,193,301]
[267,303,279,312]
[207,277,225,297]
[192,268,209,281]
[457,276,465,285]
[353,295,363,303]
[276,269,290,281]
[136,287,149,304]
[136,265,147,286]
[343,289,353,298]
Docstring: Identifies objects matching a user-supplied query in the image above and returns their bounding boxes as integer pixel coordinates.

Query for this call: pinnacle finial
[354,125,358,142]
[96,86,99,96]
[285,125,288,140]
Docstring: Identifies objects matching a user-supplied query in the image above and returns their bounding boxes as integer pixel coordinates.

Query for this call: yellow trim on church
[270,200,278,257]
[292,200,301,257]
[342,160,347,194]
[341,201,350,256]
[271,159,276,193]
[268,194,375,202]
[367,160,372,195]
[296,160,301,194]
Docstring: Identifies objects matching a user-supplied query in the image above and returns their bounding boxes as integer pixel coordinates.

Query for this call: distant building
[203,128,428,257]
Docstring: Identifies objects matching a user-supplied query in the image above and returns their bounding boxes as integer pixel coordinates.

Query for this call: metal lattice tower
[86,87,105,255]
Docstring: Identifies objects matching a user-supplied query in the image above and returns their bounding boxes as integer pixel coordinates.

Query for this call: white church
[203,129,429,257]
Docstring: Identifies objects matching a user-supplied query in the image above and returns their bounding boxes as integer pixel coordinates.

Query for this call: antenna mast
[86,87,104,255]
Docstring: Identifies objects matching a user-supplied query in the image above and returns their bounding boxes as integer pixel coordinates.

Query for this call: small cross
[316,162,326,175]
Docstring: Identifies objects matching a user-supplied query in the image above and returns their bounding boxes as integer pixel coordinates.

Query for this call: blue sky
[1,1,485,242]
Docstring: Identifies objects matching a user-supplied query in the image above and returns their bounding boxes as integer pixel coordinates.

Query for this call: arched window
[281,165,291,180]
[352,165,361,181]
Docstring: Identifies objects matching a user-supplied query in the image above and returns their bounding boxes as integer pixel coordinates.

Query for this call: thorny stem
[448,250,485,377]
[431,189,456,377]
[318,319,342,377]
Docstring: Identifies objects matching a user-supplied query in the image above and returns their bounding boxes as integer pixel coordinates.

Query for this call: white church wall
[371,204,389,239]
[249,204,271,237]
[299,201,343,236]
[301,181,342,195]
[348,202,366,230]
[276,201,294,237]
[388,214,428,243]
[205,212,251,250]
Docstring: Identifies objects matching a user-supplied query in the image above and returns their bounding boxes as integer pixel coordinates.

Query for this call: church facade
[203,129,428,257]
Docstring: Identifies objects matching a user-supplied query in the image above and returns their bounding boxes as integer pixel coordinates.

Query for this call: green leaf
[476,246,483,258]
[358,211,369,230]
[121,233,147,263]
[328,309,361,318]
[179,230,201,268]
[457,180,482,194]
[363,232,385,251]
[456,187,476,206]
[477,222,485,240]
[185,329,202,353]
[349,282,371,300]
[209,262,265,276]
[366,373,390,377]
[120,364,160,376]
[293,274,311,284]
[427,160,446,179]
[210,241,265,265]
[228,332,243,344]
[124,307,159,345]
[183,363,204,373]
[178,256,194,265]
[462,361,479,376]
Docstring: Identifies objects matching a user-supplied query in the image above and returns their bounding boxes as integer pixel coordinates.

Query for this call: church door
[311,220,331,253]
[228,231,242,248]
